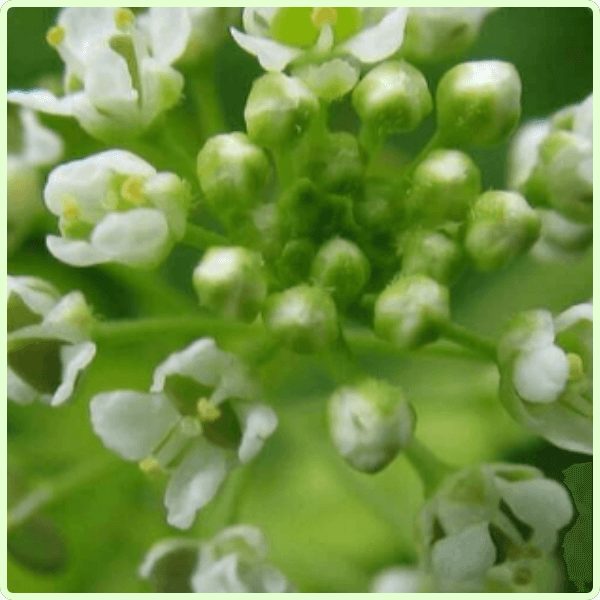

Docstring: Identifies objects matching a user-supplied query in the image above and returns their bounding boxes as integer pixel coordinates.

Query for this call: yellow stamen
[115,8,135,30]
[46,25,65,47]
[311,7,338,28]
[197,398,221,423]
[62,196,80,221]
[139,457,162,476]
[567,352,584,381]
[120,176,145,205]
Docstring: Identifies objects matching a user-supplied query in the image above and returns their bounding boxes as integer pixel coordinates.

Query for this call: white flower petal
[145,8,191,65]
[151,338,230,393]
[18,109,63,167]
[235,403,278,464]
[164,438,231,529]
[555,302,593,333]
[513,345,569,404]
[340,7,409,63]
[138,58,185,128]
[90,208,171,268]
[242,8,277,37]
[144,173,190,239]
[90,390,180,460]
[46,235,108,267]
[496,478,573,550]
[139,538,200,580]
[209,524,269,560]
[8,368,41,405]
[371,567,422,593]
[230,28,302,71]
[191,554,248,592]
[7,276,60,317]
[293,58,359,101]
[8,90,77,117]
[507,120,551,190]
[51,341,96,406]
[431,522,496,589]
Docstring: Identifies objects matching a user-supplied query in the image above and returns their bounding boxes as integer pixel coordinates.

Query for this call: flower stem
[188,65,227,142]
[182,223,230,251]
[437,320,497,362]
[403,437,454,499]
[92,315,257,343]
[7,457,116,532]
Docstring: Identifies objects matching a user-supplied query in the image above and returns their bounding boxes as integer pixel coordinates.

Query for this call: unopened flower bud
[374,274,450,350]
[311,238,370,306]
[328,378,415,473]
[401,8,497,64]
[401,229,464,285]
[277,238,315,288]
[245,72,319,149]
[464,191,541,271]
[408,149,481,225]
[436,61,521,147]
[352,60,432,136]
[197,133,271,214]
[193,247,268,322]
[262,285,338,353]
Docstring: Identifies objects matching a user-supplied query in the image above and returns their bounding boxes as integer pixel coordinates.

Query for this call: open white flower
[416,463,573,592]
[7,276,96,406]
[90,338,278,529]
[497,303,592,455]
[8,8,184,142]
[231,8,409,99]
[139,525,293,593]
[8,106,63,252]
[44,150,191,269]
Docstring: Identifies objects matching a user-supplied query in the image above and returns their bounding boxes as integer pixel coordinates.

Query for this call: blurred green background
[7,7,593,593]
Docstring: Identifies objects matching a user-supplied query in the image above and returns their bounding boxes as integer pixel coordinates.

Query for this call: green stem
[182,222,230,251]
[397,130,442,196]
[274,148,296,191]
[188,65,227,141]
[7,457,116,531]
[437,320,497,362]
[92,315,257,343]
[404,438,454,499]
[159,128,198,182]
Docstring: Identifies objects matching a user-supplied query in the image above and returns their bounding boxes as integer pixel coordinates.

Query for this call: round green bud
[311,238,370,306]
[244,72,319,149]
[408,149,481,224]
[436,61,521,147]
[277,238,316,287]
[328,379,415,473]
[465,191,541,271]
[374,274,450,350]
[401,229,464,285]
[262,284,338,353]
[196,132,271,212]
[297,131,366,196]
[352,60,433,135]
[193,247,268,322]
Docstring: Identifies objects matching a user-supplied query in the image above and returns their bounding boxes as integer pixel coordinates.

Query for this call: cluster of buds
[139,525,293,592]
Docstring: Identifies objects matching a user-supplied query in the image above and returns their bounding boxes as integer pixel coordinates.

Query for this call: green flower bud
[464,191,541,271]
[277,238,315,288]
[374,274,450,350]
[352,60,433,136]
[327,379,415,473]
[436,61,521,147]
[192,247,268,322]
[401,229,464,285]
[262,285,338,353]
[416,463,573,593]
[296,131,366,196]
[244,72,319,149]
[311,238,370,306]
[526,130,592,224]
[196,133,271,214]
[407,149,481,225]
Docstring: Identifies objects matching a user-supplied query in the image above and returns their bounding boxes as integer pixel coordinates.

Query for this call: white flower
[8,8,184,142]
[370,566,427,593]
[401,8,498,63]
[90,339,278,529]
[231,8,409,100]
[8,106,63,252]
[497,304,592,455]
[139,525,293,592]
[7,275,96,406]
[416,463,573,592]
[43,150,191,269]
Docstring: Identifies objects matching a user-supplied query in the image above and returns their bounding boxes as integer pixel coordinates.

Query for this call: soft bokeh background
[7,7,593,593]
